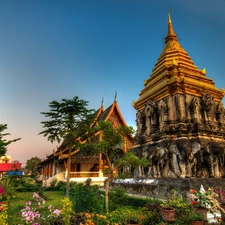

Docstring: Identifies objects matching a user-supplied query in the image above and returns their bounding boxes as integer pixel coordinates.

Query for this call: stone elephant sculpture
[147,144,169,178]
[197,142,225,178]
[168,140,201,178]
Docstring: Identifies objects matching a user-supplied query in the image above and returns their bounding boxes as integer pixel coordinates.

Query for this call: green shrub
[108,206,151,225]
[16,184,35,192]
[43,185,59,191]
[127,195,149,208]
[108,187,128,211]
[144,199,163,225]
[56,180,66,191]
[69,183,104,213]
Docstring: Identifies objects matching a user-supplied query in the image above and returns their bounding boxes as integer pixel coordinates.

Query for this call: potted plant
[187,212,204,225]
[159,189,189,222]
[189,186,224,220]
[160,199,176,222]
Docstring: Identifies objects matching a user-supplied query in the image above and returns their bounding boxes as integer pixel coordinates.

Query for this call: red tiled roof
[0,163,22,172]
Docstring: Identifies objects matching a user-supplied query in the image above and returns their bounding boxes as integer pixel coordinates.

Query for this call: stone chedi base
[111,178,225,199]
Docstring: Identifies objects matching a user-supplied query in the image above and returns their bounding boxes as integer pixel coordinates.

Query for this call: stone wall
[111,178,225,200]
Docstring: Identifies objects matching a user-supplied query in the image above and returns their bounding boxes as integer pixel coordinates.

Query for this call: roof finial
[101,97,104,107]
[114,91,117,102]
[168,8,171,23]
[165,9,177,43]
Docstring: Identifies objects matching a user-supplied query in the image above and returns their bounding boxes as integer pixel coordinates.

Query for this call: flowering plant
[0,187,5,197]
[61,197,72,225]
[19,192,62,225]
[187,211,204,221]
[189,187,225,216]
[108,207,147,224]
[215,188,225,204]
[160,189,190,211]
[0,201,8,225]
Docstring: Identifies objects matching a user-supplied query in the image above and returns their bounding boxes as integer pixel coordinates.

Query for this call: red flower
[140,215,144,220]
[191,201,198,205]
[190,189,197,194]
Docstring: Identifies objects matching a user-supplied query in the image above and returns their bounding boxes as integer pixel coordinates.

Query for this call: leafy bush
[0,202,8,225]
[144,199,163,225]
[108,187,128,211]
[55,180,66,191]
[0,176,16,201]
[108,206,150,225]
[16,184,36,192]
[69,183,104,213]
[127,195,149,208]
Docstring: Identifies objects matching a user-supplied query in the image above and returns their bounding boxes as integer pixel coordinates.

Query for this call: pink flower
[35,213,40,218]
[41,198,46,204]
[53,209,61,216]
[0,188,4,194]
[26,201,32,205]
[22,212,28,217]
[25,206,31,210]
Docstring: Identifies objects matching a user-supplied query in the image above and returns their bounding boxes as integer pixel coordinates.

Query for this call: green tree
[39,96,95,197]
[25,156,42,175]
[82,121,149,213]
[0,124,21,156]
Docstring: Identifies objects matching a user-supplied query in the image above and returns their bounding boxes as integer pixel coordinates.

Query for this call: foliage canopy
[39,96,95,197]
[0,124,21,156]
[25,156,42,175]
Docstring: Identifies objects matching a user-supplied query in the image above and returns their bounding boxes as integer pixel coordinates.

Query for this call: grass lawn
[7,190,66,225]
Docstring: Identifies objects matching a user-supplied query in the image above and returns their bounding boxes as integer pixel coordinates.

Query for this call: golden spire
[165,9,177,43]
[202,68,206,75]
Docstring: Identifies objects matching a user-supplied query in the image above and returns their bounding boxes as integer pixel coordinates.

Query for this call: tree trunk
[105,174,111,214]
[66,147,72,197]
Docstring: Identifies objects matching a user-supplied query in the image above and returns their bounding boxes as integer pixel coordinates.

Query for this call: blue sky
[0,0,225,165]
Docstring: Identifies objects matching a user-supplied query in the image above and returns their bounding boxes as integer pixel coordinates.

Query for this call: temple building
[132,10,225,179]
[36,98,133,186]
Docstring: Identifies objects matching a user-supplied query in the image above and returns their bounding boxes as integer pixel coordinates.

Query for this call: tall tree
[25,156,42,175]
[0,124,21,156]
[39,96,95,197]
[82,121,149,213]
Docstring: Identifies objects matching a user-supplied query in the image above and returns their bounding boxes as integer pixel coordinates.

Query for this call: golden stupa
[132,10,225,179]
[133,10,224,110]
